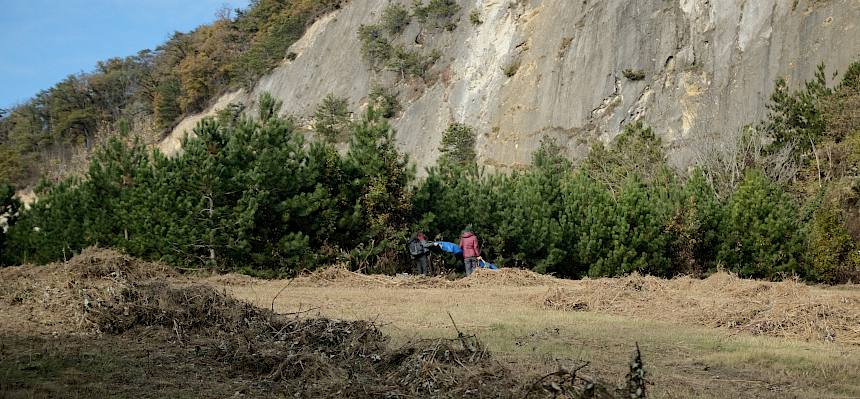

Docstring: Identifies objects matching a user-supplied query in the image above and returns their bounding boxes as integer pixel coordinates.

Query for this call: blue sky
[0,0,250,109]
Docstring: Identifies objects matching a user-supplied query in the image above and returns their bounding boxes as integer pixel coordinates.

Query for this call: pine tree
[0,145,23,183]
[503,138,571,271]
[357,24,393,70]
[666,169,724,274]
[718,170,806,279]
[582,121,667,194]
[257,92,282,124]
[368,84,401,119]
[344,108,414,271]
[303,141,353,248]
[228,108,323,273]
[114,149,168,260]
[86,138,153,249]
[3,177,89,264]
[413,0,461,30]
[603,177,673,277]
[381,4,411,35]
[559,172,617,277]
[765,63,832,156]
[313,94,350,142]
[438,123,477,167]
[168,118,230,267]
[155,78,182,129]
[808,201,858,283]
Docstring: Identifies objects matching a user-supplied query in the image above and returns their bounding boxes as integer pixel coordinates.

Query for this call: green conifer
[718,170,806,279]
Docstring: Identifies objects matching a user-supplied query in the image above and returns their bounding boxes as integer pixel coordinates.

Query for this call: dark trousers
[415,254,430,275]
[464,257,478,276]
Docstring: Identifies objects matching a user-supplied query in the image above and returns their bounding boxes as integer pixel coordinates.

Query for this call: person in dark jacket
[408,231,432,275]
[459,226,482,276]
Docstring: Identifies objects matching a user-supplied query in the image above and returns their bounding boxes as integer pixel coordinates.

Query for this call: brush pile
[543,272,860,345]
[88,280,637,398]
[452,268,563,288]
[1,249,641,397]
[288,265,567,289]
[0,247,174,334]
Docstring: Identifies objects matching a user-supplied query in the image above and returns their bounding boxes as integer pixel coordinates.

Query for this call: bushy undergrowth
[357,0,457,81]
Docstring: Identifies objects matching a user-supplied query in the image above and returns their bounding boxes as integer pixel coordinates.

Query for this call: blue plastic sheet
[478,260,499,270]
[432,241,499,271]
[432,241,463,256]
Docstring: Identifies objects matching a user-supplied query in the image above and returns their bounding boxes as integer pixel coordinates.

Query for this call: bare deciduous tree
[691,127,797,198]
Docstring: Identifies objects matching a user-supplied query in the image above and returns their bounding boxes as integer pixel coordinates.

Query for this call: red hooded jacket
[459,232,480,258]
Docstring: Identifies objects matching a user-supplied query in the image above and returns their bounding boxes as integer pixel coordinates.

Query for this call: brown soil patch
[543,272,860,345]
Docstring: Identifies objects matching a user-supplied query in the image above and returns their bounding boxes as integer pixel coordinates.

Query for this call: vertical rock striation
[165,0,860,172]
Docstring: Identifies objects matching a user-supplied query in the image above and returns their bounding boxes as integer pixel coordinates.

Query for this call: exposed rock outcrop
[165,0,860,173]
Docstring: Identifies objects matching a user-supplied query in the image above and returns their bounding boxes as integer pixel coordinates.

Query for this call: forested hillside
[0,0,344,185]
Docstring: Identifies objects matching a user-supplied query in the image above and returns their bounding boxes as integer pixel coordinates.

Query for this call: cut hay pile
[452,268,564,288]
[203,272,262,286]
[0,247,174,335]
[543,272,860,345]
[289,265,566,289]
[289,265,453,288]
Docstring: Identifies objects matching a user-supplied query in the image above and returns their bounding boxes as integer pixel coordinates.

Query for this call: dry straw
[0,247,174,335]
[288,266,562,289]
[0,249,638,398]
[5,250,858,346]
[269,266,860,345]
[543,272,860,345]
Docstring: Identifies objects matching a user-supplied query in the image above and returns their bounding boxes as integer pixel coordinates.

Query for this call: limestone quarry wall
[164,0,860,173]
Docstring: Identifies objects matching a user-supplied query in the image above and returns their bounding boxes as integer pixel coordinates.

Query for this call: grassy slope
[224,284,860,399]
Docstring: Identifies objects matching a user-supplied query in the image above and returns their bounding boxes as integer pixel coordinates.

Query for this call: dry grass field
[2,250,860,398]
[216,268,860,398]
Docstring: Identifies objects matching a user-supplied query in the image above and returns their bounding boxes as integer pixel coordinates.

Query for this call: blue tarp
[431,241,498,271]
[479,260,499,270]
[433,241,463,256]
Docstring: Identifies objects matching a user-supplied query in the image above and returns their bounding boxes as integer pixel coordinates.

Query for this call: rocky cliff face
[161,0,860,173]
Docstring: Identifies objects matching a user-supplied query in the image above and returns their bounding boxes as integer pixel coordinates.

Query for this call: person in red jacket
[459,225,482,276]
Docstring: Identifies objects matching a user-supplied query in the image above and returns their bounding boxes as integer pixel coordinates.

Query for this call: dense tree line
[1,94,412,276]
[414,126,808,280]
[1,60,859,283]
[0,0,344,185]
[415,62,860,283]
